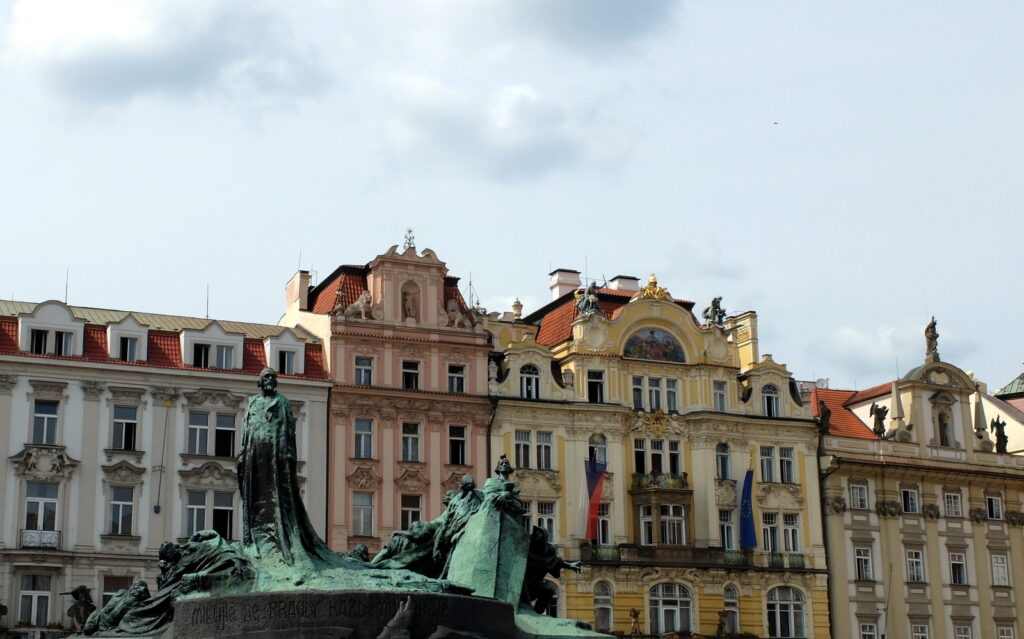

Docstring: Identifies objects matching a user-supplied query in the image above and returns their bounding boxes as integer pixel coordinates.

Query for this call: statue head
[128,581,150,601]
[258,368,278,395]
[530,525,549,549]
[158,541,181,564]
[459,474,476,493]
[495,454,513,478]
[442,489,458,506]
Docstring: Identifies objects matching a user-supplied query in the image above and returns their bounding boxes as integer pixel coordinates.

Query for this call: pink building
[280,244,492,553]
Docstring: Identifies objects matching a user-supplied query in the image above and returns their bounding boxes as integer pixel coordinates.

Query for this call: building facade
[483,270,829,637]
[815,332,1024,639]
[279,243,492,554]
[0,300,329,637]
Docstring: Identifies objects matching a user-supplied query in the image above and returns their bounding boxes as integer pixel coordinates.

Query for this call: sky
[1,1,1022,392]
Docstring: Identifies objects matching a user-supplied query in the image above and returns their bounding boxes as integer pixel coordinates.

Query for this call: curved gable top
[623,328,685,363]
[21,299,83,325]
[902,361,975,391]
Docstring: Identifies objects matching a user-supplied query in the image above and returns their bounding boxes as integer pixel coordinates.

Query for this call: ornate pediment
[108,386,147,406]
[179,461,237,488]
[347,464,382,490]
[756,483,804,509]
[628,410,684,438]
[515,469,562,497]
[395,465,430,493]
[81,381,106,400]
[29,380,67,401]
[11,444,79,481]
[0,374,17,394]
[183,390,245,409]
[102,460,146,485]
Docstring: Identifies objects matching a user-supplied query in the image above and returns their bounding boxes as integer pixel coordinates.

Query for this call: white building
[0,300,330,637]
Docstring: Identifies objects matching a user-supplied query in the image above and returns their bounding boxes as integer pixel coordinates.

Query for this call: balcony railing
[631,472,689,490]
[580,544,810,570]
[21,529,61,549]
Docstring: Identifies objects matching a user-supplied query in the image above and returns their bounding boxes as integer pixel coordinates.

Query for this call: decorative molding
[823,496,847,515]
[515,469,562,497]
[756,483,804,509]
[1004,511,1024,527]
[103,448,146,465]
[442,471,466,493]
[921,504,941,520]
[179,461,237,488]
[394,465,430,493]
[80,380,106,401]
[0,374,17,394]
[968,507,988,524]
[28,380,68,401]
[353,341,377,356]
[183,390,245,409]
[715,480,738,508]
[400,345,422,360]
[347,465,383,490]
[101,460,146,485]
[108,386,147,407]
[876,500,901,517]
[150,387,180,403]
[11,444,80,482]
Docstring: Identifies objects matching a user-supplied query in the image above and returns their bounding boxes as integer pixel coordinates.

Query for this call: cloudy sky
[2,1,1022,391]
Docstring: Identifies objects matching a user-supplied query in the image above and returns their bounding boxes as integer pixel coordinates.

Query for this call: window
[402,423,420,462]
[448,365,465,393]
[713,380,727,412]
[401,495,421,530]
[666,379,678,412]
[594,582,613,633]
[402,361,420,390]
[634,438,647,474]
[354,419,373,459]
[992,554,1010,586]
[30,329,47,354]
[54,331,72,356]
[215,345,233,369]
[187,412,209,455]
[779,447,796,484]
[193,343,210,368]
[587,371,605,403]
[998,628,1015,639]
[186,490,206,536]
[988,495,1004,520]
[783,513,800,552]
[352,492,373,536]
[723,585,739,633]
[102,576,134,606]
[632,376,644,410]
[649,583,691,635]
[945,492,962,517]
[668,441,681,475]
[515,430,531,469]
[354,356,373,385]
[32,400,58,445]
[860,624,878,639]
[589,434,607,464]
[278,350,295,375]
[214,414,235,457]
[118,336,138,362]
[18,574,50,627]
[949,551,967,585]
[855,548,874,581]
[648,377,662,411]
[763,384,780,417]
[112,406,137,451]
[850,483,869,510]
[537,432,553,470]
[520,501,533,530]
[766,587,805,638]
[911,624,930,639]
[520,365,540,399]
[25,482,58,531]
[760,446,776,483]
[537,502,556,541]
[660,505,685,545]
[212,491,234,540]
[108,486,133,535]
[901,487,920,514]
[640,505,653,545]
[906,549,925,582]
[597,503,612,545]
[716,443,731,480]
[762,513,779,552]
[448,425,467,465]
[955,627,972,639]
[719,510,735,551]
[650,440,664,473]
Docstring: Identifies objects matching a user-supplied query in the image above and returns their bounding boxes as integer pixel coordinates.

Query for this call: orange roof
[811,387,875,440]
[304,343,326,378]
[83,325,107,360]
[536,301,579,346]
[846,381,893,405]
[309,266,369,315]
[242,339,265,374]
[147,330,183,368]
[0,318,17,354]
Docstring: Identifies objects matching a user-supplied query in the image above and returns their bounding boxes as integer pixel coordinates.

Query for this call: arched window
[594,581,613,633]
[589,434,608,464]
[716,443,730,480]
[766,586,805,638]
[649,583,692,635]
[520,365,540,399]
[762,385,780,417]
[723,585,739,634]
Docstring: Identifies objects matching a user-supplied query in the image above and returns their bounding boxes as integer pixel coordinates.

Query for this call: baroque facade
[0,300,330,637]
[482,270,829,637]
[815,331,1024,639]
[279,243,491,553]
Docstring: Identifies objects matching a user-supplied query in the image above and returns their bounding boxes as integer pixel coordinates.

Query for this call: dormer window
[18,301,85,357]
[119,337,138,362]
[762,385,780,417]
[520,365,540,399]
[278,350,295,375]
[194,344,211,368]
[30,330,47,354]
[54,331,73,356]
[215,345,233,369]
[263,330,306,376]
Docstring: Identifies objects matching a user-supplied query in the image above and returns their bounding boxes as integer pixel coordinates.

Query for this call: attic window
[194,344,210,368]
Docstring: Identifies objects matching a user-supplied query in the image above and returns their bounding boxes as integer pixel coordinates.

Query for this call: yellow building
[815,322,1024,639]
[484,271,829,638]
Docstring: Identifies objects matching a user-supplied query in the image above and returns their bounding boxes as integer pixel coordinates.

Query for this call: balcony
[631,472,689,490]
[580,544,809,570]
[21,529,61,549]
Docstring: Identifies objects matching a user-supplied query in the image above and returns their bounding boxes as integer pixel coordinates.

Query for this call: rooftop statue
[701,296,727,329]
[635,273,671,301]
[925,316,940,361]
[575,280,603,317]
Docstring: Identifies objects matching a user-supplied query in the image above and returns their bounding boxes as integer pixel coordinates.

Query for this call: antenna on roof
[205,284,210,319]
[64,269,69,304]
[298,249,302,271]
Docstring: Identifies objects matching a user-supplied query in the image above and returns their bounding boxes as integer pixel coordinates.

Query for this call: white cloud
[2,0,328,104]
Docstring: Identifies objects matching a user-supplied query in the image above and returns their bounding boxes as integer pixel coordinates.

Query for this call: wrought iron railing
[631,472,689,490]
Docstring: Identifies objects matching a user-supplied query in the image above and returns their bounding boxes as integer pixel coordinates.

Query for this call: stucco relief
[102,460,146,485]
[876,500,901,517]
[601,473,615,500]
[150,387,179,403]
[921,504,941,519]
[12,444,80,481]
[394,465,430,493]
[715,480,738,507]
[0,374,17,394]
[442,471,467,493]
[353,341,377,356]
[347,465,383,490]
[28,380,67,401]
[578,317,609,352]
[759,571,812,589]
[823,496,847,514]
[100,535,142,553]
[757,483,804,509]
[705,331,729,363]
[81,380,106,400]
[108,386,147,407]
[179,461,237,488]
[448,349,467,364]
[400,345,422,360]
[183,390,245,409]
[968,507,988,523]
[515,469,562,497]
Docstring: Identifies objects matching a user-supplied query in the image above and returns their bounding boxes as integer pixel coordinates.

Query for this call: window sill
[180,453,237,464]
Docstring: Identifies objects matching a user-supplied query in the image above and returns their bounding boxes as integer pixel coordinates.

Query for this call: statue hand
[567,561,583,573]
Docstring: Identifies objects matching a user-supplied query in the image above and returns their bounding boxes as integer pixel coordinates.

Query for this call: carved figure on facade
[347,465,383,490]
[921,504,941,519]
[343,290,373,320]
[402,290,418,321]
[991,416,1009,454]
[446,298,471,328]
[12,444,80,481]
[575,280,604,318]
[395,466,430,493]
[969,507,988,523]
[634,274,671,301]
[817,400,832,435]
[628,608,641,638]
[823,496,847,514]
[876,500,901,517]
[701,296,727,329]
[925,316,940,361]
[869,403,888,437]
[0,374,17,394]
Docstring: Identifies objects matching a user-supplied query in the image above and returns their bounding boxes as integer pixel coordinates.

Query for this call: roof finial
[404,228,416,251]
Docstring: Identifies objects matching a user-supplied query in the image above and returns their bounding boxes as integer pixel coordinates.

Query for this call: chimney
[548,269,581,300]
[285,270,311,312]
[608,275,640,292]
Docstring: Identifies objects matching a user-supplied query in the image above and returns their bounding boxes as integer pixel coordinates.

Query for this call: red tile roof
[536,300,579,346]
[846,381,893,405]
[83,324,108,360]
[308,265,369,315]
[0,318,17,354]
[147,330,183,368]
[304,343,326,378]
[811,387,875,440]
[242,339,265,374]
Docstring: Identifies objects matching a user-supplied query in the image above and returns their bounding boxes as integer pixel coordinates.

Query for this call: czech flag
[584,458,608,540]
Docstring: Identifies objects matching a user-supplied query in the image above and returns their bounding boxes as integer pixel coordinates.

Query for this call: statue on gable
[702,296,727,329]
[992,416,1009,454]
[925,317,940,361]
[635,274,671,301]
[869,402,888,438]
[575,280,603,318]
[446,298,470,328]
[403,291,418,321]
[344,290,373,320]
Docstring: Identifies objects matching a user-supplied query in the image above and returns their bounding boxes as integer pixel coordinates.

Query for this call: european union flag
[739,469,757,548]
